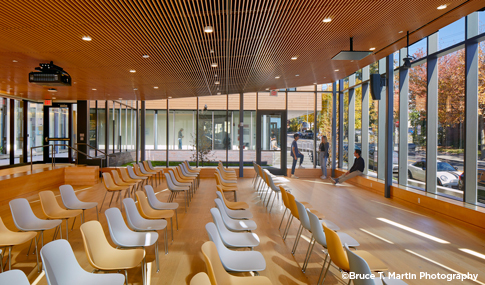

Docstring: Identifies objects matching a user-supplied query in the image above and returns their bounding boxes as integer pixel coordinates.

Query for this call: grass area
[437,147,464,155]
[122,161,256,167]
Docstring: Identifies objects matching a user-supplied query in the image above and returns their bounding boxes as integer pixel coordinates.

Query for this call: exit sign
[270,90,278,96]
[44,100,52,106]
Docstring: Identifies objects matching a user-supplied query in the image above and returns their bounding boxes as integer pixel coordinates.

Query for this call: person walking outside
[319,136,329,179]
[178,128,184,150]
[290,133,305,179]
[331,149,364,184]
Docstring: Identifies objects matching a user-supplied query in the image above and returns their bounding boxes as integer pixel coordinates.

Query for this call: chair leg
[175,209,178,230]
[71,217,76,231]
[99,191,108,212]
[65,219,69,241]
[96,206,99,221]
[302,237,315,272]
[283,216,293,240]
[164,228,168,254]
[234,191,237,202]
[170,217,174,241]
[269,193,278,213]
[278,209,287,230]
[124,269,128,285]
[108,192,115,208]
[7,246,11,271]
[34,235,40,273]
[318,253,331,285]
[291,224,303,254]
[154,242,160,273]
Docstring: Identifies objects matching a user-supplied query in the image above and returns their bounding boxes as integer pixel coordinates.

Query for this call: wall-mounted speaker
[369,73,385,100]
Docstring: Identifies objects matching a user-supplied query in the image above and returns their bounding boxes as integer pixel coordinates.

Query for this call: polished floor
[1,174,484,284]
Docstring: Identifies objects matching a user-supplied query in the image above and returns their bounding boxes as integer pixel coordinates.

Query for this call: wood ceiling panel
[0,0,483,101]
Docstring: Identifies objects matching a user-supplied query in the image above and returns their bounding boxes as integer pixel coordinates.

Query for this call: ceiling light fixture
[332,37,372,61]
[168,96,172,99]
[334,69,339,72]
[204,26,214,33]
[215,74,218,77]
[291,56,298,60]
[12,60,18,63]
[211,63,218,67]
[52,97,56,99]
[119,98,123,100]
[215,81,220,85]
[369,47,376,51]
[437,4,447,10]
[82,36,92,41]
[48,88,57,93]
[142,54,150,58]
[322,18,332,23]
[217,92,221,95]
[130,69,136,73]
[92,88,97,91]
[295,74,299,77]
[265,88,269,90]
[398,30,404,34]
[154,86,159,89]
[275,76,280,79]
[313,82,317,85]
[210,49,214,53]
[133,88,138,91]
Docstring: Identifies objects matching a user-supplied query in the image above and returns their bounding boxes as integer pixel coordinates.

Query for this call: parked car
[301,130,314,139]
[368,150,398,173]
[458,169,485,191]
[408,160,461,188]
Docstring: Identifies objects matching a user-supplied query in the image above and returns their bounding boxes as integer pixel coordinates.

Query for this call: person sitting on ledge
[331,149,364,185]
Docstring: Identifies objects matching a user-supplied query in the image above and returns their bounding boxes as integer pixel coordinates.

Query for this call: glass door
[44,103,72,163]
[256,110,287,175]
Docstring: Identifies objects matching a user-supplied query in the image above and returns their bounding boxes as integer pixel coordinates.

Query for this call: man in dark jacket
[331,149,364,184]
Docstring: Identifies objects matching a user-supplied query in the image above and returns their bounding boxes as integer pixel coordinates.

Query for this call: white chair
[215,169,237,183]
[0,269,30,285]
[60,185,99,223]
[210,208,259,249]
[214,199,257,232]
[345,244,407,285]
[145,185,179,230]
[138,162,156,186]
[215,197,253,220]
[127,165,148,187]
[105,208,160,272]
[164,172,190,212]
[206,222,266,273]
[9,198,62,272]
[123,198,168,255]
[41,239,125,285]
[181,163,199,185]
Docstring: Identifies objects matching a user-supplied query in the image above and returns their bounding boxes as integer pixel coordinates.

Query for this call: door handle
[45,137,48,143]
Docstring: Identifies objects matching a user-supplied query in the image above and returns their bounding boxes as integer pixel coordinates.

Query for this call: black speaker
[370,73,384,100]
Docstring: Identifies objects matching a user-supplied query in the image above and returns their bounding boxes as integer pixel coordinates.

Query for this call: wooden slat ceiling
[0,0,483,101]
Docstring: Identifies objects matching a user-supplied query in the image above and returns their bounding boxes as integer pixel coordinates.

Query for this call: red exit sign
[44,100,52,106]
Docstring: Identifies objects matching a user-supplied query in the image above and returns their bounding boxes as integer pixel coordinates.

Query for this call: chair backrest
[295,200,311,231]
[41,239,86,285]
[205,222,229,255]
[133,164,144,176]
[323,224,350,272]
[307,209,327,247]
[345,243,376,285]
[266,174,280,191]
[215,190,230,207]
[214,199,232,222]
[137,163,148,174]
[0,269,30,285]
[214,172,222,185]
[119,167,134,182]
[163,173,179,190]
[190,272,211,285]
[39,191,65,217]
[143,161,153,172]
[134,191,153,217]
[102,172,118,190]
[286,192,300,219]
[174,166,186,180]
[127,165,139,179]
[279,186,290,209]
[59,184,81,208]
[105,207,136,246]
[201,241,231,285]
[80,221,115,269]
[111,170,126,185]
[0,217,13,234]
[256,165,266,182]
[147,160,156,171]
[9,198,41,231]
[209,208,231,236]
[123,198,148,230]
[144,185,160,208]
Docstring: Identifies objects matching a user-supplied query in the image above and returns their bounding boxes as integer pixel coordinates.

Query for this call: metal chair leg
[318,253,331,285]
[302,237,316,272]
[292,224,303,254]
[99,191,108,212]
[279,209,287,230]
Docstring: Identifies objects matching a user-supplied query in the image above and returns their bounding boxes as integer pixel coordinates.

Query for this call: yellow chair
[80,221,146,285]
[135,191,175,241]
[138,162,158,186]
[190,272,211,285]
[144,161,163,184]
[119,167,143,193]
[322,224,388,284]
[39,191,82,240]
[183,161,200,186]
[216,186,248,210]
[283,192,325,241]
[101,172,128,212]
[175,166,197,193]
[134,164,154,186]
[214,172,238,201]
[0,217,37,270]
[201,241,272,285]
[111,170,138,198]
[217,164,237,180]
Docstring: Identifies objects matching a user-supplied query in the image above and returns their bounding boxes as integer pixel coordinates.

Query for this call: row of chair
[191,166,272,284]
[252,162,290,213]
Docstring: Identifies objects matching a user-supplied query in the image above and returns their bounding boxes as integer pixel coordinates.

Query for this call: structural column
[348,74,356,165]
[338,80,344,169]
[384,54,394,198]
[239,93,244,177]
[426,33,439,194]
[361,67,370,176]
[331,82,337,176]
[377,58,387,180]
[399,47,409,185]
[464,12,479,204]
[76,101,89,165]
[140,101,146,161]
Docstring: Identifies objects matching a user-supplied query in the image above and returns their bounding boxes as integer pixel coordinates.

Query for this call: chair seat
[113,231,158,248]
[320,219,339,231]
[219,249,266,272]
[92,248,145,270]
[220,231,260,248]
[151,200,179,210]
[225,201,249,210]
[337,232,360,247]
[0,231,37,246]
[18,219,62,231]
[68,273,125,285]
[107,186,126,191]
[220,186,238,191]
[144,209,174,220]
[352,250,388,272]
[65,201,98,210]
[131,219,167,232]
[224,208,252,220]
[225,217,257,231]
[45,209,82,219]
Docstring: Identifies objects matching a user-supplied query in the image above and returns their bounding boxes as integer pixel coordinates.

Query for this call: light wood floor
[1,175,485,284]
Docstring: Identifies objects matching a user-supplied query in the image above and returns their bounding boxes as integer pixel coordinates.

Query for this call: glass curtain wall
[27,102,43,162]
[243,93,256,164]
[287,91,315,168]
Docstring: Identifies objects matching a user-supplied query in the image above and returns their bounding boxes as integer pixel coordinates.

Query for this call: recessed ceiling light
[215,81,220,85]
[204,26,214,33]
[398,30,404,34]
[130,69,136,73]
[437,4,447,10]
[217,92,221,95]
[210,49,214,53]
[265,88,269,90]
[154,86,159,89]
[322,18,332,23]
[82,36,92,41]
[48,88,57,93]
[369,47,376,51]
[217,88,219,90]
[295,74,299,77]
[324,77,326,78]
[334,69,339,72]
[12,60,18,63]
[211,63,218,67]
[92,88,97,91]
[313,82,317,84]
[142,54,150,58]
[74,82,77,84]
[275,76,280,79]
[119,98,123,100]
[168,96,172,99]
[52,97,56,99]
[215,74,218,77]
[291,56,298,60]
[133,88,138,91]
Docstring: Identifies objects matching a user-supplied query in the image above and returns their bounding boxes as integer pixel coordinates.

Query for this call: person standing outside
[331,149,364,184]
[319,136,329,179]
[290,133,305,179]
[178,128,184,150]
